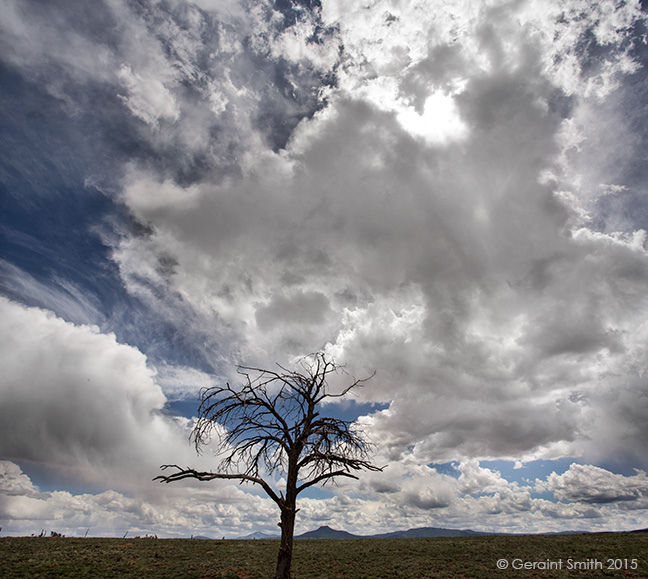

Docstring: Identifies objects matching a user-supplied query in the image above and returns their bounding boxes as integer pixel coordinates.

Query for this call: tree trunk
[275,503,296,579]
[276,451,300,579]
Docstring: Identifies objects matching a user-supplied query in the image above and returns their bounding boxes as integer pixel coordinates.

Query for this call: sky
[1,0,648,539]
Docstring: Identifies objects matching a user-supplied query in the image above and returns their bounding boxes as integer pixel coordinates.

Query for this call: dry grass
[1,532,646,578]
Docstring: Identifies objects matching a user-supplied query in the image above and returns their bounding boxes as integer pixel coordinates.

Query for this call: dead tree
[155,353,382,579]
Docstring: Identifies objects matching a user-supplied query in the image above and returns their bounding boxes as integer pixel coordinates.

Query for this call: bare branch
[320,370,377,402]
[296,470,359,494]
[154,465,283,507]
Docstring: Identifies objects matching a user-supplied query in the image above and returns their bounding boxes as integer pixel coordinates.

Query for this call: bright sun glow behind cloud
[397,90,469,144]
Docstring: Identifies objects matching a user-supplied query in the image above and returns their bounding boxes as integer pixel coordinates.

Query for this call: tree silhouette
[155,353,382,579]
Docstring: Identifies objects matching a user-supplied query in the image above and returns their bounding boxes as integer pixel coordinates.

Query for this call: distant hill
[543,530,591,535]
[370,527,491,539]
[230,525,640,541]
[292,525,492,540]
[295,526,359,540]
[237,531,280,540]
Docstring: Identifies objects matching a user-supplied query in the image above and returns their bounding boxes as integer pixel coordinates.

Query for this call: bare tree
[155,353,382,579]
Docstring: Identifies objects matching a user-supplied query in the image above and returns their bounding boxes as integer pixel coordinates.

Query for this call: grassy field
[1,533,647,578]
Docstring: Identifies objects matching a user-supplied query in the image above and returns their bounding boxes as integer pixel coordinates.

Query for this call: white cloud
[396,90,469,144]
[0,461,278,538]
[3,454,648,537]
[117,64,180,126]
[0,297,197,490]
[121,165,202,212]
[103,0,648,474]
[457,460,511,495]
[0,461,39,497]
[538,464,648,506]
[270,14,340,70]
[155,364,219,402]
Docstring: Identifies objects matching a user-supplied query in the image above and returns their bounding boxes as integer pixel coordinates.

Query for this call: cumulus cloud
[457,460,511,495]
[99,0,648,475]
[539,464,648,506]
[0,461,39,497]
[3,453,648,537]
[357,460,458,512]
[0,298,286,536]
[0,297,197,489]
[0,460,278,538]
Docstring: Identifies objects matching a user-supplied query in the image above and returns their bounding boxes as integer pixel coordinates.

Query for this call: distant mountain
[293,525,491,540]
[371,527,491,539]
[232,524,630,541]
[295,526,359,540]
[238,531,280,540]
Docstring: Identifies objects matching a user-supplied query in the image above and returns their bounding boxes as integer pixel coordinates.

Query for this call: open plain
[1,532,647,578]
